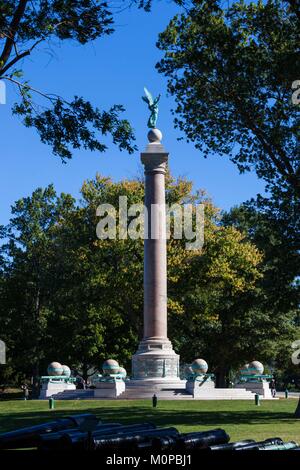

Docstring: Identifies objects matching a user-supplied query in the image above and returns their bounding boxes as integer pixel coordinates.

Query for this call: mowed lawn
[0,399,300,443]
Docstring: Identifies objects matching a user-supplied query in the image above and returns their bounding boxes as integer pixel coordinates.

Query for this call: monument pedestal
[132,338,180,384]
[235,380,273,398]
[39,380,76,399]
[94,380,125,398]
[186,376,215,397]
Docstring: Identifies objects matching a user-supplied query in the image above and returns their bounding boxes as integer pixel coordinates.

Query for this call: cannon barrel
[176,429,230,450]
[56,423,157,450]
[0,413,98,449]
[136,432,181,451]
[149,429,229,452]
[90,427,179,451]
[258,441,299,451]
[235,438,283,451]
[209,440,256,451]
[38,423,123,450]
[92,423,156,439]
[151,435,178,451]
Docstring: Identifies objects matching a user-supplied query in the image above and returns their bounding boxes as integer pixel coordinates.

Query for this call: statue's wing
[144,87,153,105]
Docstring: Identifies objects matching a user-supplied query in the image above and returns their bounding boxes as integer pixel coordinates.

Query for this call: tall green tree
[157,0,300,246]
[0,185,76,383]
[46,176,146,379]
[222,203,300,385]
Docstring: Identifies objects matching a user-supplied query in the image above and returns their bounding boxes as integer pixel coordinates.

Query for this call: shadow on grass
[0,406,296,433]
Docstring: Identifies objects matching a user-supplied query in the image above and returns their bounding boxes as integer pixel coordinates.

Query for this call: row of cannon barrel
[0,413,299,451]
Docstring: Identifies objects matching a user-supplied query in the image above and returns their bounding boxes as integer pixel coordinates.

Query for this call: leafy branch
[0,0,141,159]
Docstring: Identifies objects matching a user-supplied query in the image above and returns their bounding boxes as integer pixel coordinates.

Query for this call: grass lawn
[0,399,300,443]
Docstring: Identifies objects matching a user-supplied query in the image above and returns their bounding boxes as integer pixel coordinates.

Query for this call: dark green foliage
[0,1,114,45]
[13,97,136,159]
[222,203,300,386]
[0,1,145,158]
[157,0,299,189]
[156,0,300,245]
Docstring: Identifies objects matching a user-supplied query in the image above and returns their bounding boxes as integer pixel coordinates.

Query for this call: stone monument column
[131,128,180,383]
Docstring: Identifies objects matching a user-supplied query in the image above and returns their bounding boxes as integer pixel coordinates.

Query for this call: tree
[223,203,299,313]
[222,203,300,386]
[1,173,294,386]
[156,0,300,246]
[0,185,76,385]
[46,176,146,379]
[0,1,154,159]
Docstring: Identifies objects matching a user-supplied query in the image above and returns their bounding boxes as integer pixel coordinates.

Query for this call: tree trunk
[215,366,229,388]
[82,364,88,383]
[31,362,40,398]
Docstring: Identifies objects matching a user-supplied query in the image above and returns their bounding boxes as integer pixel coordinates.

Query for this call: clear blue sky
[0,2,265,225]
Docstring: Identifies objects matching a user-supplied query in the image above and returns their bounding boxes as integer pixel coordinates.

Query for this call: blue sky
[0,1,265,225]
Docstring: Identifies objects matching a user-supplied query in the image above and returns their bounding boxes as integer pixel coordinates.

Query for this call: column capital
[141,142,169,174]
[141,152,168,174]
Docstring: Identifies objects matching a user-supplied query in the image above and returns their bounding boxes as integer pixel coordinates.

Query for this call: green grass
[0,399,300,443]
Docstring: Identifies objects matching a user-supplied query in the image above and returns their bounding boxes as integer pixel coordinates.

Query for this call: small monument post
[131,89,180,384]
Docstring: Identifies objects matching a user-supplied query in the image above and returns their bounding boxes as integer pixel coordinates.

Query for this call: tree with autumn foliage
[0,173,296,385]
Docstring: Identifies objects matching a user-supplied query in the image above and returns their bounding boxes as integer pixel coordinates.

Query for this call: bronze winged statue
[142,87,161,128]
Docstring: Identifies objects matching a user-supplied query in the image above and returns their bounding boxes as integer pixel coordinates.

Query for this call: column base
[131,337,180,382]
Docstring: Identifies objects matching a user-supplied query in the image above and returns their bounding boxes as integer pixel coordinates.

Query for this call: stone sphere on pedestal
[118,367,127,378]
[47,362,63,376]
[102,359,119,376]
[248,361,264,375]
[147,128,162,143]
[61,365,71,377]
[191,359,208,375]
